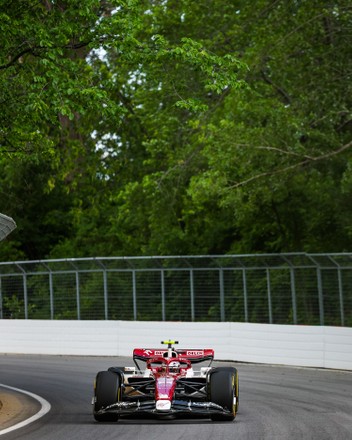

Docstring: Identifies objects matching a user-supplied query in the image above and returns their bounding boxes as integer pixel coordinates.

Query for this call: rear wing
[133,348,214,365]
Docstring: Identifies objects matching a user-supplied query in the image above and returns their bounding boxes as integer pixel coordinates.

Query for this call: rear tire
[208,367,239,421]
[93,371,120,422]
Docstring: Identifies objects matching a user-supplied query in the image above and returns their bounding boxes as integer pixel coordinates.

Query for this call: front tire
[93,371,120,422]
[208,367,239,421]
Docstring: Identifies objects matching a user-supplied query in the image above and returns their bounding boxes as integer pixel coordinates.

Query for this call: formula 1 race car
[93,340,239,422]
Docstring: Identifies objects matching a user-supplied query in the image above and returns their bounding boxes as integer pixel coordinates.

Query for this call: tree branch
[255,145,315,160]
[0,48,34,70]
[228,140,352,189]
[0,39,92,71]
[261,70,291,104]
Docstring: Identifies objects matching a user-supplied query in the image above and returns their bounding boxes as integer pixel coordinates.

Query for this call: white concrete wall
[0,320,351,370]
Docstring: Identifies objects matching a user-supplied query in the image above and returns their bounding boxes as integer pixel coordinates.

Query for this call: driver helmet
[169,361,180,373]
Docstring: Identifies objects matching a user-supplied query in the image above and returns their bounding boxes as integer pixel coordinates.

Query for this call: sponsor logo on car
[156,400,171,411]
[143,349,165,356]
[186,350,204,356]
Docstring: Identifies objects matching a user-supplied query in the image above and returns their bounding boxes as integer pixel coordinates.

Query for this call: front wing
[96,399,233,418]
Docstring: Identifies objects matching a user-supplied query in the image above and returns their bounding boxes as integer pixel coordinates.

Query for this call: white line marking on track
[0,384,51,436]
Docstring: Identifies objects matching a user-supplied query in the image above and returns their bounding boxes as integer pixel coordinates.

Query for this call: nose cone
[156,400,172,411]
[155,377,177,400]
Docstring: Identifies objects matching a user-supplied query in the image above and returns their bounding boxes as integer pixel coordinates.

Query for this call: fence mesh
[0,254,351,326]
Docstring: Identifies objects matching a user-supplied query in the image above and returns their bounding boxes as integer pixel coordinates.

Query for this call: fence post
[290,268,298,325]
[132,270,137,320]
[219,269,225,322]
[23,273,28,319]
[103,270,108,320]
[266,268,273,324]
[337,268,345,326]
[75,271,81,320]
[316,268,324,326]
[15,264,28,319]
[190,269,195,322]
[161,270,165,321]
[49,271,54,320]
[242,269,248,322]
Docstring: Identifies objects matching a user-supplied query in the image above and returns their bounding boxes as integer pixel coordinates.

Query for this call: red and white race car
[93,340,239,422]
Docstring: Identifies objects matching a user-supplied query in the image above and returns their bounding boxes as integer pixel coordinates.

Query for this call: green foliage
[1,0,352,267]
[2,294,35,319]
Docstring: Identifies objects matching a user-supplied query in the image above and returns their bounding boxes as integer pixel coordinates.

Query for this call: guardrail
[1,320,351,370]
[0,253,351,326]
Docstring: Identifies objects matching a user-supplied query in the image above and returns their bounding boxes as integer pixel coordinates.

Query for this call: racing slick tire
[93,371,121,422]
[208,367,239,421]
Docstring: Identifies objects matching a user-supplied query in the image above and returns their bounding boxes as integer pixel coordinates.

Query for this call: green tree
[1,0,352,261]
[186,0,352,252]
[0,0,244,259]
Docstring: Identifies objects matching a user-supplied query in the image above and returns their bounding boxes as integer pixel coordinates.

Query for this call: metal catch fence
[0,254,351,326]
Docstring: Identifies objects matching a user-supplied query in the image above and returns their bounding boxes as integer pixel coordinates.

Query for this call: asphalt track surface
[0,354,352,440]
